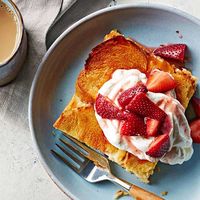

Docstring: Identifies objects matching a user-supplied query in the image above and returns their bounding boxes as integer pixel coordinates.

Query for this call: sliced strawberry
[118,82,147,108]
[95,94,126,120]
[146,70,176,93]
[146,118,160,137]
[153,44,187,62]
[190,119,200,143]
[146,133,170,158]
[191,96,200,118]
[116,111,132,120]
[120,113,146,136]
[126,93,167,121]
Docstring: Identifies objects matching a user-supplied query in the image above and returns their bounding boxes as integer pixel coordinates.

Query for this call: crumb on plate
[156,166,161,173]
[176,30,183,39]
[114,190,129,199]
[161,191,168,196]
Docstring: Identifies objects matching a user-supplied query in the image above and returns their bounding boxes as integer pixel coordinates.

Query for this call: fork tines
[51,136,89,173]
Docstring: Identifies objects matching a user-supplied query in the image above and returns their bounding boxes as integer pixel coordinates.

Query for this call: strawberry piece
[120,114,146,136]
[118,82,147,108]
[146,133,170,158]
[146,118,160,137]
[153,44,187,62]
[126,93,167,121]
[95,94,126,120]
[146,70,176,93]
[190,119,200,143]
[191,96,200,118]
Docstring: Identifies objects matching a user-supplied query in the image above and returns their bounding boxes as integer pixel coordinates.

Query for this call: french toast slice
[54,31,197,183]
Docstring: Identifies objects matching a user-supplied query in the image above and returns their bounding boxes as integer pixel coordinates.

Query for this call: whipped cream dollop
[95,69,193,164]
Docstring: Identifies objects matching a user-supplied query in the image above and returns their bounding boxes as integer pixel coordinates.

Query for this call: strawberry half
[153,44,187,62]
[118,82,147,108]
[190,119,200,143]
[146,133,170,158]
[126,93,167,121]
[146,118,160,137]
[95,94,126,120]
[146,70,176,93]
[191,96,200,118]
[120,113,146,136]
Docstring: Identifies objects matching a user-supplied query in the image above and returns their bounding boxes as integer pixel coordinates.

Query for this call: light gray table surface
[0,0,200,200]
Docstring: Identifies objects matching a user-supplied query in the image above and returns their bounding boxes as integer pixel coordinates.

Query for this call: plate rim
[29,3,200,200]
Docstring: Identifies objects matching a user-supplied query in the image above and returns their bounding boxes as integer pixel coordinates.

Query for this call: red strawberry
[118,82,147,108]
[95,94,126,120]
[153,44,187,62]
[120,114,146,136]
[190,119,200,143]
[146,118,160,137]
[191,96,200,118]
[146,133,170,158]
[126,93,167,121]
[146,70,176,93]
[116,111,132,120]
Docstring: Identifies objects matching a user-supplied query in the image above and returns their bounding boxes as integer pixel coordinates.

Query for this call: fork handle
[129,184,164,200]
[108,174,164,200]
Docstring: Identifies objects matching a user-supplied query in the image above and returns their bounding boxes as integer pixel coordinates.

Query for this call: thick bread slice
[76,35,197,108]
[54,32,197,183]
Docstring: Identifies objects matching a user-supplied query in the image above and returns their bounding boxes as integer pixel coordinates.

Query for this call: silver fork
[51,134,164,200]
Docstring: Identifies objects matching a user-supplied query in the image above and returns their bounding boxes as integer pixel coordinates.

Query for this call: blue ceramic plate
[29,4,200,200]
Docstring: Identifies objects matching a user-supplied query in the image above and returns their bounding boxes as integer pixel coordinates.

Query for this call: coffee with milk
[0,1,18,64]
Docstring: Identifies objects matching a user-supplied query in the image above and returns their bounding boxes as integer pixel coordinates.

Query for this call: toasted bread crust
[54,31,197,183]
[77,36,148,103]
